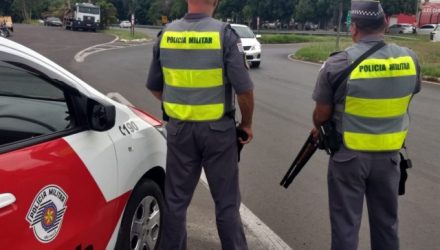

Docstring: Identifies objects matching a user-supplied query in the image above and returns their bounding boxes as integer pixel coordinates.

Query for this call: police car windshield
[0,62,65,101]
[231,26,255,39]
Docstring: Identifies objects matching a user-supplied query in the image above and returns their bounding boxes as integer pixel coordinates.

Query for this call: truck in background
[64,2,100,32]
[0,16,13,32]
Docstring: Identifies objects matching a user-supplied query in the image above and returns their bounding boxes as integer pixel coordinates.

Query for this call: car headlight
[251,45,261,51]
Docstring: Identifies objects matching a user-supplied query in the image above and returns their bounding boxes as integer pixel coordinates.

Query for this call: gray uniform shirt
[313,35,422,106]
[146,13,254,96]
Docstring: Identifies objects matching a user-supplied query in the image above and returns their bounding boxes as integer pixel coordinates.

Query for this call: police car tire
[115,179,164,250]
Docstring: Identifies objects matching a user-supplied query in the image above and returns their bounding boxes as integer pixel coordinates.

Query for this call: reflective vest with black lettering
[341,43,417,151]
[159,18,227,121]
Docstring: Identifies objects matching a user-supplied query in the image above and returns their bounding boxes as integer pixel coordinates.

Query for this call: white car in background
[119,20,131,28]
[387,23,415,34]
[0,37,166,250]
[431,25,440,41]
[416,24,438,35]
[230,24,262,68]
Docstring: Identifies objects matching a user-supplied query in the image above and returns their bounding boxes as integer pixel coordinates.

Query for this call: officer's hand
[311,127,320,142]
[238,126,253,144]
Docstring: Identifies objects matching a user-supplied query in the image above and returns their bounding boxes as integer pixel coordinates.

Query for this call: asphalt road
[10,24,440,250]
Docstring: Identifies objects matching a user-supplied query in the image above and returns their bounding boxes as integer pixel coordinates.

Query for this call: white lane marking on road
[200,171,293,250]
[75,36,119,63]
[74,36,152,63]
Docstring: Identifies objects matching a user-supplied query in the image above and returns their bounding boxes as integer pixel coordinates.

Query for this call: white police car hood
[239,37,261,50]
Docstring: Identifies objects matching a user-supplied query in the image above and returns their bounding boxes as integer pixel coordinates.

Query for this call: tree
[169,0,186,20]
[216,0,246,22]
[242,4,254,26]
[96,0,117,28]
[382,0,417,16]
[11,0,36,21]
[295,0,316,25]
[147,0,167,25]
[108,0,126,21]
[0,0,14,16]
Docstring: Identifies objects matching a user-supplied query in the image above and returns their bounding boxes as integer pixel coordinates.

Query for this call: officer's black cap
[351,0,385,20]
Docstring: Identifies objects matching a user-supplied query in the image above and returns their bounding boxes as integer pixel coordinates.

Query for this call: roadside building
[387,1,440,28]
[419,1,440,26]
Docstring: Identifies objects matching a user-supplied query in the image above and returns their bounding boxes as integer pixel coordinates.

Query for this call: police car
[0,37,166,249]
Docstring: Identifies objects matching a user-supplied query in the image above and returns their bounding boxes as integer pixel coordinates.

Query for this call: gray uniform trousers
[328,145,401,250]
[159,117,248,250]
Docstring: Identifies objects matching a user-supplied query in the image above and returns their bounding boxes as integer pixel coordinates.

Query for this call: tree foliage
[0,0,420,27]
[96,0,117,28]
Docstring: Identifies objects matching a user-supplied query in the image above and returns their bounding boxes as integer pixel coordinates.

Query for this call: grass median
[272,34,440,79]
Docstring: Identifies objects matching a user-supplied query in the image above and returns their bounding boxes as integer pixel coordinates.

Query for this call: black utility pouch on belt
[319,121,340,156]
[236,128,248,162]
[399,146,413,196]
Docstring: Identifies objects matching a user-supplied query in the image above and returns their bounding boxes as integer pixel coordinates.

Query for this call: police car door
[0,58,118,249]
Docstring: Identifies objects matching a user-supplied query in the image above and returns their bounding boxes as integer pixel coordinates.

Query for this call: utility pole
[415,0,420,26]
[63,0,71,27]
[336,0,343,51]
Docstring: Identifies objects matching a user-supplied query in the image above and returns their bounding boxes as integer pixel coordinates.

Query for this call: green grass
[259,34,351,44]
[292,36,440,78]
[103,28,149,41]
[22,19,42,25]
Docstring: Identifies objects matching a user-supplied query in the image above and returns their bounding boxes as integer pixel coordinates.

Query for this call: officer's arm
[150,90,163,101]
[146,31,164,100]
[313,103,333,128]
[237,91,254,128]
[311,103,332,140]
[237,91,254,142]
[312,52,348,135]
[224,26,254,144]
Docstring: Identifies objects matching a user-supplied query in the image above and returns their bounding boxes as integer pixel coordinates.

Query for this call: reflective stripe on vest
[160,19,226,121]
[343,44,417,151]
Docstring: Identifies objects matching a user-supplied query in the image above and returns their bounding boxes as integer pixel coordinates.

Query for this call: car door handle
[0,193,16,209]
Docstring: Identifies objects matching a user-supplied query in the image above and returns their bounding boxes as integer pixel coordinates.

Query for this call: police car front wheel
[115,179,164,250]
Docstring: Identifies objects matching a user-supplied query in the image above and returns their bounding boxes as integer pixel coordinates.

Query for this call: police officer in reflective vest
[146,0,254,249]
[312,1,421,249]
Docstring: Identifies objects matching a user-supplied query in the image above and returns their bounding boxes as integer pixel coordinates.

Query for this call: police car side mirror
[87,98,116,132]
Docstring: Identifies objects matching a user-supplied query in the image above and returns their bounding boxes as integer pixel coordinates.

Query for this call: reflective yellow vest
[159,18,227,121]
[342,43,417,151]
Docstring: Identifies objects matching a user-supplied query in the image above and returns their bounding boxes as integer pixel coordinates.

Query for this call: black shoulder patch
[329,51,343,57]
[228,25,240,39]
[156,30,163,38]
